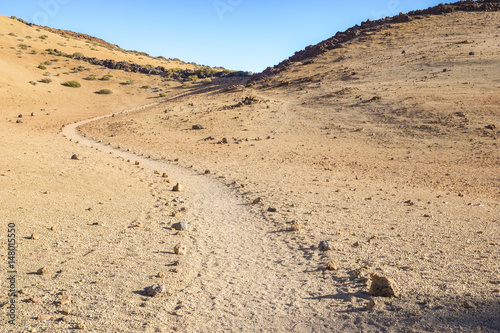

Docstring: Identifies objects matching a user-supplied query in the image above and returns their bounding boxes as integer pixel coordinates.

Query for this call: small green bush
[97,89,113,95]
[30,50,38,55]
[43,60,52,66]
[141,85,151,89]
[159,93,166,97]
[73,65,87,72]
[18,44,29,50]
[39,35,48,40]
[40,78,52,84]
[8,33,17,37]
[38,64,47,70]
[62,80,81,88]
[203,78,212,85]
[100,74,113,81]
[188,75,199,82]
[43,72,51,77]
[29,81,37,86]
[25,36,32,39]
[84,74,98,81]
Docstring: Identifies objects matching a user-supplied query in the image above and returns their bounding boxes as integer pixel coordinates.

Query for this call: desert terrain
[1,3,499,333]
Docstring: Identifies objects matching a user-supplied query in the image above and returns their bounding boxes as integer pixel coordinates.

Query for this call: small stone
[172,197,184,203]
[27,296,44,303]
[369,273,401,298]
[402,50,406,54]
[172,222,189,231]
[18,114,23,118]
[366,298,378,311]
[162,173,169,178]
[205,170,211,174]
[37,267,49,275]
[173,183,183,192]
[469,51,475,56]
[289,221,301,232]
[61,309,72,315]
[30,233,40,240]
[222,138,228,144]
[71,154,79,160]
[154,170,160,175]
[326,262,338,271]
[318,240,333,251]
[157,272,166,278]
[59,295,71,306]
[16,120,23,123]
[145,284,167,297]
[463,300,476,309]
[51,226,58,232]
[171,211,181,217]
[267,207,277,213]
[192,124,204,130]
[174,243,187,255]
[62,315,72,322]
[252,197,263,205]
[353,241,361,247]
[37,314,52,321]
[75,323,86,330]
[135,161,140,165]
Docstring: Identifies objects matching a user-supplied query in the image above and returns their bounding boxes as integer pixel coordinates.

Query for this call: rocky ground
[1,7,499,333]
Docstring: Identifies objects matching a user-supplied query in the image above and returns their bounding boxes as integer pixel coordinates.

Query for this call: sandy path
[61,100,337,332]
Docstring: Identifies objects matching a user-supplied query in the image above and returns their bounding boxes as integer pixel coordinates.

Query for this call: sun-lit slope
[0,14,195,132]
[2,15,195,70]
[81,10,500,199]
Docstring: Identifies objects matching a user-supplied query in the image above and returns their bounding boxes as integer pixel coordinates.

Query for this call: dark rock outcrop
[247,0,500,85]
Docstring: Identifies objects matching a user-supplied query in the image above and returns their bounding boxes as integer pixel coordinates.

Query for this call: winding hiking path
[61,97,337,332]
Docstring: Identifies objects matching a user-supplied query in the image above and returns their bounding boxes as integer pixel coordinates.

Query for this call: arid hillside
[1,5,499,333]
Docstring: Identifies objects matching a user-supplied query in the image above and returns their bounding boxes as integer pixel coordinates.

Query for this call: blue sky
[3,0,443,72]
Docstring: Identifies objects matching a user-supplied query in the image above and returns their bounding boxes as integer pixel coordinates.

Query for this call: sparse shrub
[8,33,17,37]
[159,93,166,97]
[73,65,87,72]
[62,80,81,88]
[38,64,47,70]
[203,78,212,85]
[30,50,38,55]
[40,78,52,84]
[72,52,84,59]
[39,35,48,40]
[36,29,41,32]
[123,79,135,85]
[43,72,51,77]
[84,74,98,81]
[181,82,191,88]
[97,89,113,95]
[188,75,198,82]
[18,44,29,50]
[43,60,52,66]
[141,85,151,89]
[25,36,32,39]
[29,81,37,86]
[100,74,113,81]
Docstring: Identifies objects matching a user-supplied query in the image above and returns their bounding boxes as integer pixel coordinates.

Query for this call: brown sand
[1,10,499,333]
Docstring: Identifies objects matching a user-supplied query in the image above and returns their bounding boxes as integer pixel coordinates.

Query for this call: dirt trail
[62,101,339,332]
